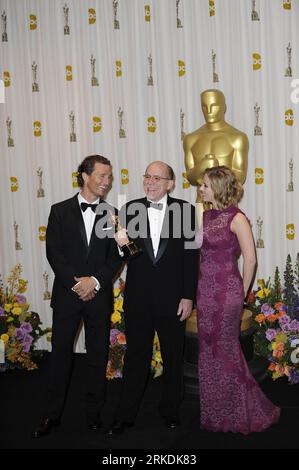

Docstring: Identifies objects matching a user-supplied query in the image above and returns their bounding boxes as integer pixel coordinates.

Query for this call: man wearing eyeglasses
[106,161,198,436]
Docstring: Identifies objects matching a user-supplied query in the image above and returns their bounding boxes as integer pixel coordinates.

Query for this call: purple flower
[110,328,121,346]
[279,314,291,326]
[289,320,299,332]
[15,328,25,341]
[265,329,278,341]
[0,307,4,316]
[20,322,32,333]
[22,334,33,352]
[15,294,27,304]
[281,323,292,333]
[289,369,299,384]
[261,304,275,316]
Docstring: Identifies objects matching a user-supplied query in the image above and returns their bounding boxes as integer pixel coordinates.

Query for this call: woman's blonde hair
[203,166,244,209]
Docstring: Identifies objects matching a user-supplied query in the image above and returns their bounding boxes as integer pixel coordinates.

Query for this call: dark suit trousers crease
[117,306,186,422]
[46,301,110,422]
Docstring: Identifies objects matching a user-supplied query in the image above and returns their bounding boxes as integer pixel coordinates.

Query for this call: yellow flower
[275,332,288,344]
[6,317,14,323]
[4,303,13,312]
[114,298,123,312]
[111,311,122,324]
[18,279,28,293]
[12,307,22,315]
[256,288,271,299]
[0,334,9,343]
[154,351,162,363]
[113,288,121,298]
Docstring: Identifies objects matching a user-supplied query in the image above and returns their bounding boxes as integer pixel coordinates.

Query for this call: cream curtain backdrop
[0,0,298,352]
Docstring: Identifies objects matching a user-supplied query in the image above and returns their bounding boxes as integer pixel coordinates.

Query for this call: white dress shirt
[147,194,168,257]
[77,193,100,291]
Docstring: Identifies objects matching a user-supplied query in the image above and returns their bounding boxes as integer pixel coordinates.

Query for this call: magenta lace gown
[197,206,280,434]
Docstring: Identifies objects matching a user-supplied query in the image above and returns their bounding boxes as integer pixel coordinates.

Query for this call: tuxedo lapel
[71,196,88,251]
[154,197,172,264]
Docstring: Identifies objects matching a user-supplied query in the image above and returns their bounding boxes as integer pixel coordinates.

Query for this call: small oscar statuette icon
[32,61,39,92]
[63,3,70,35]
[287,159,294,192]
[254,102,262,136]
[251,1,260,21]
[176,0,183,28]
[285,42,292,77]
[118,106,126,138]
[69,111,77,142]
[6,116,14,147]
[43,271,51,300]
[180,108,186,141]
[256,216,264,249]
[212,49,219,83]
[109,211,142,257]
[37,167,45,197]
[1,10,8,42]
[90,54,99,86]
[147,53,153,86]
[113,0,120,30]
[14,221,22,251]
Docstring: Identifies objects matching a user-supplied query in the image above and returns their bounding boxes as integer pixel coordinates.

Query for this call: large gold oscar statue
[184,89,251,334]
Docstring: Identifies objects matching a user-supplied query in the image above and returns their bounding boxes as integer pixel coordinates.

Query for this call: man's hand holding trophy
[110,211,142,257]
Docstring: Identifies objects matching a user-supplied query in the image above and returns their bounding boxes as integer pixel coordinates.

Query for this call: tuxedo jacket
[119,196,198,316]
[46,195,122,313]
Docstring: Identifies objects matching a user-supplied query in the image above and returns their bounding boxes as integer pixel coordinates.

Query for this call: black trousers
[46,301,110,423]
[117,304,186,422]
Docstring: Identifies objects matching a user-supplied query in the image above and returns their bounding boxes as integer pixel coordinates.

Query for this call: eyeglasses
[143,174,171,183]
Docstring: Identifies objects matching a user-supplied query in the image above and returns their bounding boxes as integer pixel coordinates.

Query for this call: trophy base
[213,73,219,83]
[287,183,294,192]
[64,26,70,35]
[119,129,126,139]
[43,292,51,300]
[91,78,99,86]
[2,33,8,42]
[37,189,45,198]
[177,20,183,28]
[251,12,260,21]
[254,126,262,136]
[15,243,22,251]
[8,138,14,147]
[70,133,77,142]
[123,242,142,258]
[285,67,292,77]
[147,77,153,86]
[114,20,120,30]
[32,83,39,92]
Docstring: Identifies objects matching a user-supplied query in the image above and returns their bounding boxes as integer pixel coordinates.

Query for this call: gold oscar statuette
[109,211,142,258]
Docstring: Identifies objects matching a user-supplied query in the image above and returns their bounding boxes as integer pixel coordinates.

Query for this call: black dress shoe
[104,420,134,437]
[88,420,102,431]
[32,417,60,438]
[163,416,180,429]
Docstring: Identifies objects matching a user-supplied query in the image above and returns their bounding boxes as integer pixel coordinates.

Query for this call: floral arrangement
[248,253,299,384]
[106,278,163,379]
[0,264,50,371]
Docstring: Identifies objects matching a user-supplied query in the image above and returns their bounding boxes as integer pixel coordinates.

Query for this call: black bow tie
[145,200,163,210]
[80,202,99,213]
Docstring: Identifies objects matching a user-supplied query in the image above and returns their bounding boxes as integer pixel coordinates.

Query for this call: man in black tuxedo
[106,161,198,435]
[32,155,122,438]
